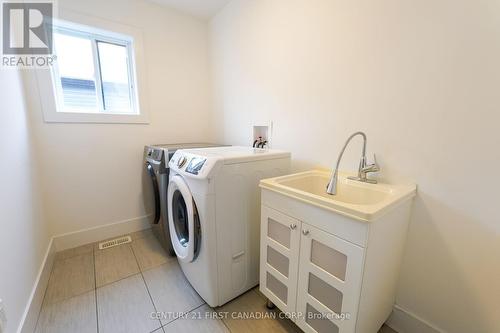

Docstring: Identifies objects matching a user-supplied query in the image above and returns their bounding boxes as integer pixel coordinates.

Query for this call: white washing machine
[167,146,291,307]
[143,143,225,255]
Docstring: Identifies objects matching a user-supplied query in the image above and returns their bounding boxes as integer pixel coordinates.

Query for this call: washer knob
[178,156,187,168]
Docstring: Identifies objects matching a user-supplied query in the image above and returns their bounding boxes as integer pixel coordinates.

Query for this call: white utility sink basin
[260,169,416,221]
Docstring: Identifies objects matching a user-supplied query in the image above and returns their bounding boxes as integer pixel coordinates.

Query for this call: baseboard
[53,214,152,251]
[386,304,445,333]
[17,238,56,333]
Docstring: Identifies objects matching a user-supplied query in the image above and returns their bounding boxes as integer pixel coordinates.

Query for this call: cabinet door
[260,205,301,314]
[296,223,364,333]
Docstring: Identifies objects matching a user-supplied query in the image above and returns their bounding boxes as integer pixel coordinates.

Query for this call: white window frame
[35,11,149,124]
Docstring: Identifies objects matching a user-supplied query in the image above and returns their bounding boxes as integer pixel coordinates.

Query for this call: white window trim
[35,10,149,124]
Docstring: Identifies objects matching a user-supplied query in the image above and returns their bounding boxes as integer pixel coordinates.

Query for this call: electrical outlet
[0,298,6,333]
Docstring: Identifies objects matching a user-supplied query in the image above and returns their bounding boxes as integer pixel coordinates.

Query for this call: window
[52,24,137,114]
[35,15,148,124]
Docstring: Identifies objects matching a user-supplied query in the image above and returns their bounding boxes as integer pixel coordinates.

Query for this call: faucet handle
[363,154,380,173]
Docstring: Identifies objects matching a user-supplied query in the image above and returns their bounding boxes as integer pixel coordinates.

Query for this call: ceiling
[149,0,233,19]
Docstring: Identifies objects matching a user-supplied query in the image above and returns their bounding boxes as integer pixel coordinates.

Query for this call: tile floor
[34,229,397,333]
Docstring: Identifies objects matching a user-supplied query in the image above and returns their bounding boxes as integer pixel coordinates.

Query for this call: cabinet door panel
[267,217,292,248]
[267,245,290,277]
[260,205,301,314]
[305,303,340,333]
[297,223,364,333]
[311,239,348,281]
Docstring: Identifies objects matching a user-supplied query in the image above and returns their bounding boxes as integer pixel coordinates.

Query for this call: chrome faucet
[326,131,380,195]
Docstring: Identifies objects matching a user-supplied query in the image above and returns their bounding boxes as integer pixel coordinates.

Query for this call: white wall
[0,70,50,333]
[210,1,500,332]
[25,0,214,236]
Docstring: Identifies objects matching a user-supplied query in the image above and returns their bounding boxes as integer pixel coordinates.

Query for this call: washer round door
[167,175,200,263]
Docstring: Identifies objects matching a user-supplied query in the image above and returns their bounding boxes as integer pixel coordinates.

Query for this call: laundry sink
[259,169,416,221]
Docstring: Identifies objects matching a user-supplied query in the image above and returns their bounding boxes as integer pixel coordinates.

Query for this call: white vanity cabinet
[259,172,415,333]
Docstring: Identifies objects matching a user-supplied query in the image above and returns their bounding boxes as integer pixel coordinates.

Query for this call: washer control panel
[177,156,188,168]
[169,151,217,179]
[185,157,206,175]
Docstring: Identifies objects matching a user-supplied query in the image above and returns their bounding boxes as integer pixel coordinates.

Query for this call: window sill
[42,110,150,124]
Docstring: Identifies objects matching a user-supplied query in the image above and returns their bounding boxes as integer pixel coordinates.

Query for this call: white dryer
[167,146,291,307]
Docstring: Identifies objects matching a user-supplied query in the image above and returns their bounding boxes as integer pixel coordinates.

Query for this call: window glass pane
[54,32,98,112]
[97,41,133,113]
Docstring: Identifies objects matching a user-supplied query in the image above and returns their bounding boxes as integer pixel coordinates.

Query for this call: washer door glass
[172,190,189,247]
[167,175,201,263]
